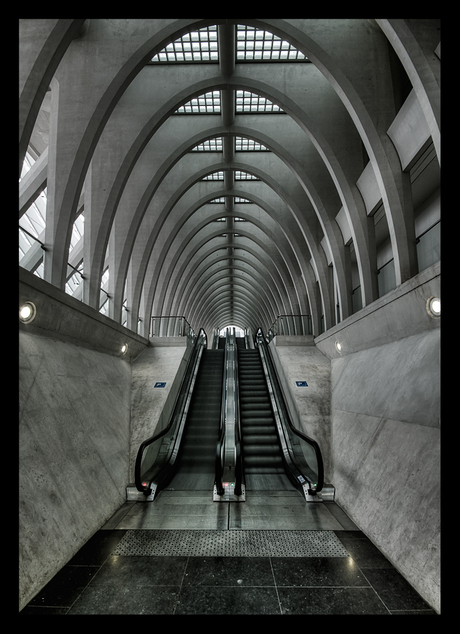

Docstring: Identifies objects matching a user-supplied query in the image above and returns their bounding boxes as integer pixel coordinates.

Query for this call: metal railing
[266,314,312,342]
[150,316,195,339]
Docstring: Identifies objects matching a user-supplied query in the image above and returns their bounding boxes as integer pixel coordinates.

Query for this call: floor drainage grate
[113,530,349,558]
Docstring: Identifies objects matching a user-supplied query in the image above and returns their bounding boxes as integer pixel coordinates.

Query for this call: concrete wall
[19,270,149,610]
[268,336,332,482]
[19,330,134,610]
[129,338,190,479]
[315,261,440,613]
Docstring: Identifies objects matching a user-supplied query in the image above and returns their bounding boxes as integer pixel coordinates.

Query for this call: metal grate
[113,530,349,558]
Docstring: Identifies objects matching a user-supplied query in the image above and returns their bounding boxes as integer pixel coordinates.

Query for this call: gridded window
[236,25,308,61]
[235,170,260,180]
[209,197,226,203]
[235,137,270,151]
[203,171,224,180]
[175,91,221,114]
[236,90,284,113]
[235,197,252,203]
[151,25,218,62]
[191,138,223,152]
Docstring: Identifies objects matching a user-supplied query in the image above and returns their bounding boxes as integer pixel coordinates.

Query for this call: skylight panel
[203,171,224,180]
[235,137,270,151]
[151,25,218,62]
[236,25,308,61]
[236,90,284,113]
[175,91,220,114]
[191,138,223,152]
[235,170,260,180]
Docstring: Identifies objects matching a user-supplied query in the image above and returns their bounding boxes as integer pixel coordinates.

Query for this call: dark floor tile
[20,605,70,615]
[68,529,127,565]
[183,556,274,586]
[68,584,180,615]
[362,568,433,611]
[175,585,280,615]
[337,537,393,568]
[278,586,390,615]
[271,556,369,587]
[334,529,367,539]
[91,555,188,588]
[27,564,98,608]
[390,609,438,615]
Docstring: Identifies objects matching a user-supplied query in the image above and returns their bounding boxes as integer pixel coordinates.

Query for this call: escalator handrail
[214,329,229,496]
[134,328,207,493]
[255,328,324,492]
[215,329,244,497]
[233,330,243,496]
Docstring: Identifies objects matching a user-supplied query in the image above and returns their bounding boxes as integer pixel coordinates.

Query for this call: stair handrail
[255,328,324,494]
[134,328,207,496]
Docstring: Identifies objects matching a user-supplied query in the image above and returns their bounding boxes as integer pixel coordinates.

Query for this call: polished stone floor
[21,491,437,615]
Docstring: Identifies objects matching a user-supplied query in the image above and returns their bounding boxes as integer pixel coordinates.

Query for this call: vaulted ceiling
[19,19,440,339]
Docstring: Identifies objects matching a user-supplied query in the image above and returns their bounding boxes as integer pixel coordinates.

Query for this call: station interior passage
[19,18,440,615]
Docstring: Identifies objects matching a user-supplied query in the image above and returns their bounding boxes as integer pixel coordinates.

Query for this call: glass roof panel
[191,138,223,151]
[235,170,260,180]
[175,91,221,114]
[150,24,307,64]
[151,25,218,63]
[236,25,308,61]
[202,171,224,180]
[235,137,269,151]
[236,90,284,113]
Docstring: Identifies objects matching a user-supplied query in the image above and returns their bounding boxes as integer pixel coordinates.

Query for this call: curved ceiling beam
[173,251,282,328]
[151,222,301,330]
[182,265,276,328]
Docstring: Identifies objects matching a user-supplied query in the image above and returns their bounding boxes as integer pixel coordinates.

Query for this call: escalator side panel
[167,349,224,491]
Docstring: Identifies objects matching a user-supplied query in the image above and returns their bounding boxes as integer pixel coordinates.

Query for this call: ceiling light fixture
[335,341,342,353]
[121,343,128,355]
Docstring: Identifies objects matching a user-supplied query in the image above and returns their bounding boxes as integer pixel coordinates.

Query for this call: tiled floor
[21,492,438,615]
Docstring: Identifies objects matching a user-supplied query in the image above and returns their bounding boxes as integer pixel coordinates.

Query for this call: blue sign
[154,382,166,388]
[295,381,308,387]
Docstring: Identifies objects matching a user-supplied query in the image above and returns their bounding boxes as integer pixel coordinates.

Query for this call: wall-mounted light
[335,341,342,353]
[19,301,36,324]
[426,296,441,318]
[121,343,128,355]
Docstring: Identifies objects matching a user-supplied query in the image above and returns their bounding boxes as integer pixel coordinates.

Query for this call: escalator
[238,349,296,491]
[237,329,324,499]
[167,349,223,491]
[135,330,225,500]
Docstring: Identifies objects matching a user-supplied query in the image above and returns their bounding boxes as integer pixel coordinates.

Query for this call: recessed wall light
[121,343,128,354]
[19,301,36,324]
[426,296,441,318]
[335,341,342,353]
